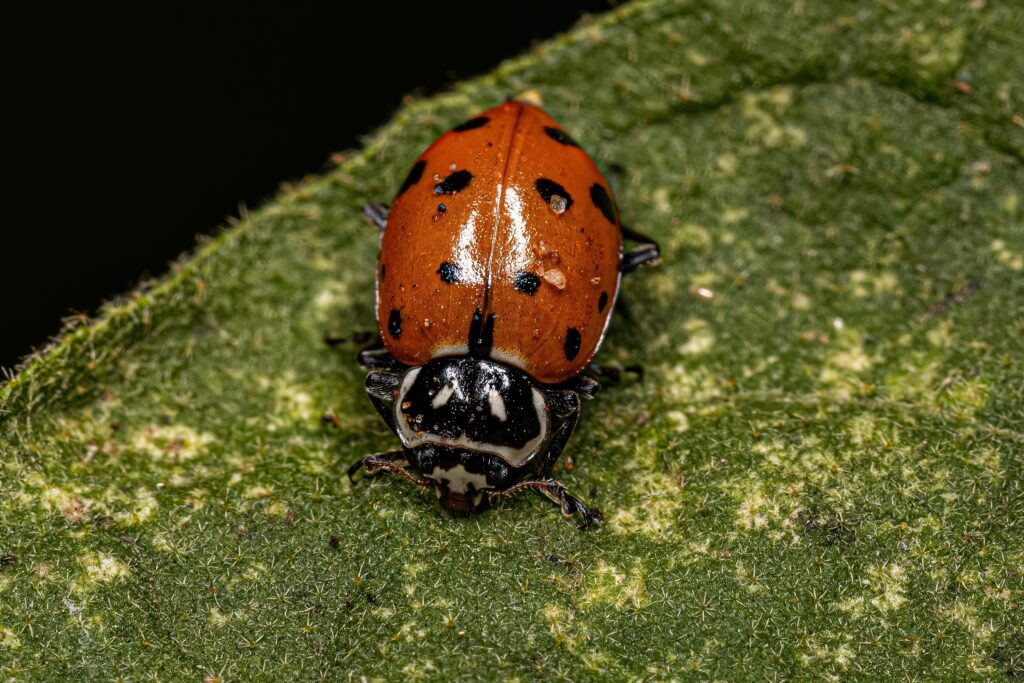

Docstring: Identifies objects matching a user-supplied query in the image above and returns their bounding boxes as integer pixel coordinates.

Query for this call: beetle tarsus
[557,487,603,530]
[571,376,601,399]
[325,330,374,347]
[586,362,644,385]
[363,203,390,231]
[620,225,661,274]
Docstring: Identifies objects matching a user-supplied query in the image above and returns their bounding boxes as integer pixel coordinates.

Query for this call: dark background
[1,3,615,371]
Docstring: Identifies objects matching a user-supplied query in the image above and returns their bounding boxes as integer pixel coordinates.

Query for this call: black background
[1,3,615,370]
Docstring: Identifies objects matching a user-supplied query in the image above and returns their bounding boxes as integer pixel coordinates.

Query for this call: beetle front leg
[486,480,601,529]
[348,450,432,488]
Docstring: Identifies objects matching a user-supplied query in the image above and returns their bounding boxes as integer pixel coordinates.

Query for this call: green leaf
[3,1,1024,679]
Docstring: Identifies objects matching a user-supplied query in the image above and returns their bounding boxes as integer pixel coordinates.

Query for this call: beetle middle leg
[348,450,432,488]
[586,362,644,385]
[363,203,390,232]
[621,225,661,274]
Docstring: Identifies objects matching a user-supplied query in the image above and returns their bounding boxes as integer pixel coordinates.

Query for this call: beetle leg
[358,345,405,371]
[354,336,401,370]
[535,392,584,480]
[545,388,582,419]
[585,363,644,385]
[567,375,600,399]
[487,480,601,529]
[363,203,390,232]
[620,225,661,274]
[364,371,400,430]
[348,450,432,488]
[323,330,375,347]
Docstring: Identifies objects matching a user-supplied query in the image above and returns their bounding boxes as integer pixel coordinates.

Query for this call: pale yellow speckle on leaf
[678,318,715,355]
[151,534,176,554]
[689,270,719,288]
[1002,192,1019,215]
[722,206,749,225]
[244,485,273,499]
[401,659,437,681]
[579,560,646,609]
[275,377,317,422]
[926,320,953,348]
[941,600,997,643]
[266,500,291,518]
[819,328,873,398]
[0,625,22,650]
[131,424,215,462]
[311,279,354,316]
[112,486,158,526]
[716,152,737,175]
[607,463,684,538]
[902,25,966,79]
[666,410,689,432]
[848,269,901,298]
[799,631,856,671]
[672,223,712,251]
[73,552,129,595]
[686,48,709,66]
[544,604,586,649]
[839,562,907,619]
[991,238,1024,270]
[207,608,229,628]
[651,186,672,213]
[742,89,807,148]
[660,362,723,405]
[734,482,774,531]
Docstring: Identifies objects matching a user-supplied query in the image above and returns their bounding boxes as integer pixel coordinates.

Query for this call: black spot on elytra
[434,169,473,195]
[379,263,386,281]
[534,178,573,211]
[598,291,608,312]
[590,183,617,224]
[396,160,426,198]
[544,126,580,148]
[451,116,489,132]
[514,271,541,295]
[564,328,582,361]
[437,261,460,284]
[388,309,402,339]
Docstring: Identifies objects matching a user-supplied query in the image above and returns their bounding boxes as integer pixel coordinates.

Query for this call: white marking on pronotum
[425,464,491,494]
[487,389,507,421]
[432,383,456,409]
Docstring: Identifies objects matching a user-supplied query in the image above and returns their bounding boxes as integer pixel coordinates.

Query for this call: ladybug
[348,100,659,527]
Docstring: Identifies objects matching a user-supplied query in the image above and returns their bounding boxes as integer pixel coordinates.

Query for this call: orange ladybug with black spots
[348,100,660,527]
